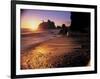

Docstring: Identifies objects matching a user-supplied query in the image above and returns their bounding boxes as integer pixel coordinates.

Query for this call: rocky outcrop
[70,12,90,32]
[38,20,56,30]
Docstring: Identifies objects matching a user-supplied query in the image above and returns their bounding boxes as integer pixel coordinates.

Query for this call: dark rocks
[38,19,56,30]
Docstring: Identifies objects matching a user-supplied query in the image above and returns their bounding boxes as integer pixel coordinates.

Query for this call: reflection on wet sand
[21,34,90,69]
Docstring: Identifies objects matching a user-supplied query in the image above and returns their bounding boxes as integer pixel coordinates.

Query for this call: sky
[21,9,71,30]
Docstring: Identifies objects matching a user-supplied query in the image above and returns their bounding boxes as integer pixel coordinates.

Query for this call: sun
[21,19,41,31]
[29,21,39,31]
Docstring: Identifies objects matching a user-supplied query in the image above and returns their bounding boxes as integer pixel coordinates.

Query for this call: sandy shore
[21,33,90,69]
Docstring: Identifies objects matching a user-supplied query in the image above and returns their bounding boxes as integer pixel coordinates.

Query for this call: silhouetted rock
[57,26,61,29]
[70,12,90,32]
[59,24,69,35]
[38,19,56,30]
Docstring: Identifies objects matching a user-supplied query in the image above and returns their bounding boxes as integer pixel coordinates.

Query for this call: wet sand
[21,33,90,69]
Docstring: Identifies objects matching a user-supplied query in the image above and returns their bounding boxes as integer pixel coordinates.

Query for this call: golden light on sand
[34,46,48,54]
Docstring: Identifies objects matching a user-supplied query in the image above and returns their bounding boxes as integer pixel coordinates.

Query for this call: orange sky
[21,9,71,30]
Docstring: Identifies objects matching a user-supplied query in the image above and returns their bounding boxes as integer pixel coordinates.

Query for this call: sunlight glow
[21,9,71,31]
[21,19,41,31]
[29,21,38,31]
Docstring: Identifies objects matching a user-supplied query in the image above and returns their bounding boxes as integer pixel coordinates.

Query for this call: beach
[21,30,90,69]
